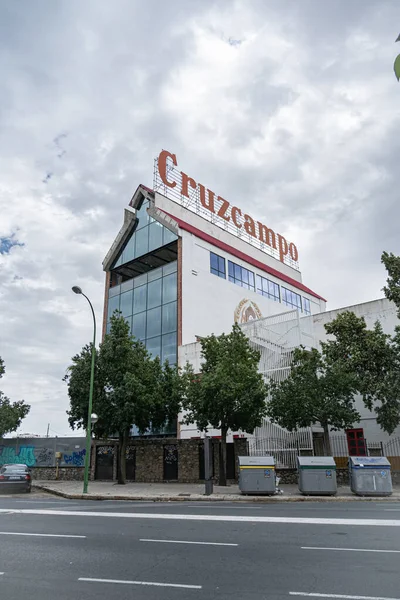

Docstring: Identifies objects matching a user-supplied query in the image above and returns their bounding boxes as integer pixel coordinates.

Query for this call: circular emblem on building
[234,299,262,324]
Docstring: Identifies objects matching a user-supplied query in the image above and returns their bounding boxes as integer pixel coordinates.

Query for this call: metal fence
[248,419,313,469]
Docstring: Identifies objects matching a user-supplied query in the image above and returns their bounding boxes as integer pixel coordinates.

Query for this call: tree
[267,346,359,455]
[65,312,185,484]
[183,324,268,485]
[324,310,400,435]
[0,357,30,438]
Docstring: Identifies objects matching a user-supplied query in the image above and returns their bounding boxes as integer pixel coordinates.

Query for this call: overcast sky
[1,0,400,436]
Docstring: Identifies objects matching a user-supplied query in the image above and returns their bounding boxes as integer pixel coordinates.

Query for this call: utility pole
[204,435,213,496]
[46,423,50,438]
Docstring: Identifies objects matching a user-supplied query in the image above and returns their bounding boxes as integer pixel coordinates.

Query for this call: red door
[346,428,367,456]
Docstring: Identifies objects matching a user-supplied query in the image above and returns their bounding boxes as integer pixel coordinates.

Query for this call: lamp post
[72,286,96,494]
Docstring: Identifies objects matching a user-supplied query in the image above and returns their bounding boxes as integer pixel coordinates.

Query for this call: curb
[32,484,400,503]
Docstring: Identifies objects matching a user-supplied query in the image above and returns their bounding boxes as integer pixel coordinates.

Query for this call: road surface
[0,492,400,599]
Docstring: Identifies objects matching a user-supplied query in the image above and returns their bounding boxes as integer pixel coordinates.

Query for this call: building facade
[102,151,326,438]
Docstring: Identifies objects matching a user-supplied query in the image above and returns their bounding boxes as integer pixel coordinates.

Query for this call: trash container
[238,456,276,495]
[297,456,337,496]
[349,456,392,496]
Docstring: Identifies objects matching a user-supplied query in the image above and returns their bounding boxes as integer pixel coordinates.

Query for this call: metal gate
[163,444,178,480]
[95,446,114,480]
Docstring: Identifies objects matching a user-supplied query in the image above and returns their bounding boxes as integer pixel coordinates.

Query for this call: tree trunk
[117,429,128,485]
[219,426,227,486]
[322,424,332,456]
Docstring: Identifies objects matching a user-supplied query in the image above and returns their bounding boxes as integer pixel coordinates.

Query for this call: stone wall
[31,467,84,481]
[89,437,248,484]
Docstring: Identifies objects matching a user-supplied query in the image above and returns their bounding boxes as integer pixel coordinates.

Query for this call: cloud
[0,0,399,434]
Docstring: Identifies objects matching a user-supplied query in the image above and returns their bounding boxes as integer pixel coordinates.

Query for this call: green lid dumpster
[297,456,337,496]
[349,456,392,496]
[238,456,276,495]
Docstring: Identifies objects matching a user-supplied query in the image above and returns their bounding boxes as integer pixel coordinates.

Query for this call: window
[107,294,120,319]
[228,261,255,290]
[148,221,164,253]
[303,298,311,315]
[210,252,226,279]
[346,429,367,457]
[162,301,177,334]
[133,283,147,314]
[147,278,162,310]
[161,332,177,365]
[132,312,146,340]
[146,306,162,339]
[120,289,133,317]
[162,272,177,304]
[256,275,280,302]
[282,287,302,311]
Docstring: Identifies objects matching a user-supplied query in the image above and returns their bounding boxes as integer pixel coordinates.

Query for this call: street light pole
[72,286,96,494]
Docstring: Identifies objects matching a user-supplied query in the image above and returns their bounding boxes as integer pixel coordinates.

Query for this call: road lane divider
[0,532,86,538]
[301,546,400,554]
[140,538,238,546]
[3,508,400,527]
[78,577,202,589]
[290,593,400,600]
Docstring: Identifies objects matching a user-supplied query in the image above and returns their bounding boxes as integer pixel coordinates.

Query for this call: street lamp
[72,285,96,494]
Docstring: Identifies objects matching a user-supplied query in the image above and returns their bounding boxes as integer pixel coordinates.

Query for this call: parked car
[0,465,31,493]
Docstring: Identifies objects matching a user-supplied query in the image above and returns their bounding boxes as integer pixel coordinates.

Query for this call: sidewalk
[33,480,400,502]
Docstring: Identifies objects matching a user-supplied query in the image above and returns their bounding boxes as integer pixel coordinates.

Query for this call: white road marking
[2,508,400,527]
[79,577,202,589]
[384,509,400,512]
[140,538,238,546]
[0,532,86,538]
[302,546,400,554]
[290,594,400,600]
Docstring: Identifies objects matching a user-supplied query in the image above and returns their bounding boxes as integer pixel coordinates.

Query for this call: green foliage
[394,54,400,81]
[0,357,30,438]
[65,311,186,484]
[267,345,359,454]
[183,323,268,484]
[324,310,400,436]
[382,252,400,318]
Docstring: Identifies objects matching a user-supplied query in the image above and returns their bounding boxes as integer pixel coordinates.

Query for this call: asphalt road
[1,493,400,600]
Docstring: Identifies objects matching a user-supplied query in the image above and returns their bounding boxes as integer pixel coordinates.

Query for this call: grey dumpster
[349,456,392,496]
[238,456,276,495]
[297,456,337,496]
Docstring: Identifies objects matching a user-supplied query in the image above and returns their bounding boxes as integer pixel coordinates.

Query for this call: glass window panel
[241,268,249,284]
[147,278,162,310]
[148,221,164,252]
[108,294,120,319]
[120,289,133,317]
[218,256,225,274]
[163,227,177,245]
[148,267,163,282]
[161,332,177,365]
[109,284,121,298]
[162,272,177,304]
[163,261,177,276]
[133,283,147,314]
[210,253,218,270]
[123,235,135,263]
[228,261,234,278]
[234,264,241,280]
[256,275,262,293]
[132,312,146,340]
[134,226,149,258]
[120,279,133,293]
[135,201,150,230]
[133,273,147,288]
[106,322,111,335]
[146,307,162,339]
[146,335,161,359]
[162,301,177,334]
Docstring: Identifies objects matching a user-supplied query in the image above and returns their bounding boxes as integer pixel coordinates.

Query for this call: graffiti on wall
[0,446,36,467]
[64,449,86,467]
[0,438,86,468]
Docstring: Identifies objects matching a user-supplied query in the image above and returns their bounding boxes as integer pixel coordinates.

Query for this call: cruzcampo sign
[154,149,298,267]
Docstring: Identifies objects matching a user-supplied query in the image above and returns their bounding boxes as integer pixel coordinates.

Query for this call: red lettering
[257,222,276,249]
[289,242,298,262]
[231,206,242,228]
[217,197,230,222]
[199,184,215,213]
[243,214,256,237]
[158,150,177,188]
[181,171,197,198]
[278,234,288,263]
